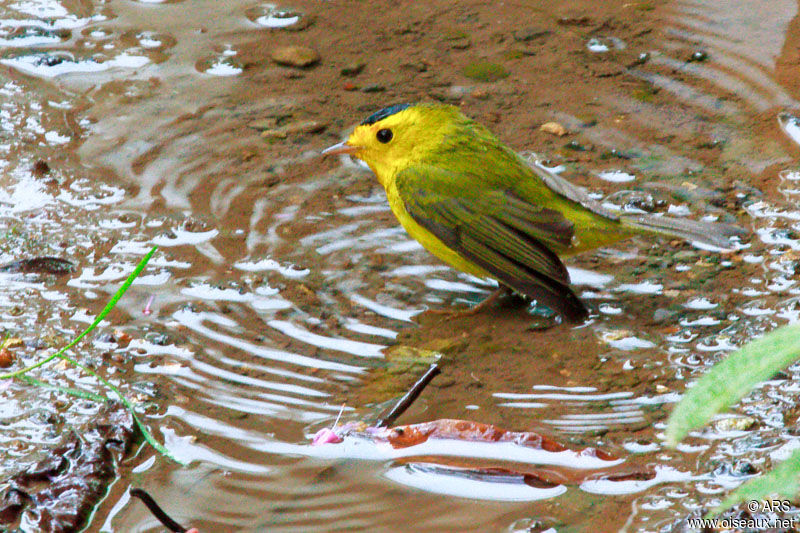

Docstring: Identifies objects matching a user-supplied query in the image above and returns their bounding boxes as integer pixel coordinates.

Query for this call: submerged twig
[130,488,189,533]
[375,363,441,428]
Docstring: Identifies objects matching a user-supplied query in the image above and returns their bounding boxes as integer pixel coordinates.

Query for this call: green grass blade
[0,246,158,380]
[19,375,109,403]
[665,323,800,447]
[60,354,187,465]
[710,448,800,516]
[0,246,186,464]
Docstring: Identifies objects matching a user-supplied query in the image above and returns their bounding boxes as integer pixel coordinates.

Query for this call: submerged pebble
[0,257,75,274]
[714,416,756,432]
[513,26,550,42]
[462,61,509,82]
[0,348,14,368]
[271,45,320,67]
[260,120,327,139]
[540,122,568,137]
[340,62,366,77]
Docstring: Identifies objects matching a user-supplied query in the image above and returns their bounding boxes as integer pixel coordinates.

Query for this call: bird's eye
[376,128,393,143]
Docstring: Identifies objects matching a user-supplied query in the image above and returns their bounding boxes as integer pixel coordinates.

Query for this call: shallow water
[1,0,800,531]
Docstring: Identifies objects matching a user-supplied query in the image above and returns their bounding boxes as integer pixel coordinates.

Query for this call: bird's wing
[526,160,620,220]
[396,165,587,320]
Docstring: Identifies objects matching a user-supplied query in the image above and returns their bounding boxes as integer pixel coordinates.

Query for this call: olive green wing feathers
[396,165,587,321]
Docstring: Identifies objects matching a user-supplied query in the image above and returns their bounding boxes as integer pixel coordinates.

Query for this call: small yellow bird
[323,103,744,321]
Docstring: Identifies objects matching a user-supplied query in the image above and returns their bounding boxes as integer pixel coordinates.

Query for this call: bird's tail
[620,213,747,249]
[526,161,748,249]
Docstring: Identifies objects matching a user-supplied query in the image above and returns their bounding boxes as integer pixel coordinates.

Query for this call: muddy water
[2,0,800,531]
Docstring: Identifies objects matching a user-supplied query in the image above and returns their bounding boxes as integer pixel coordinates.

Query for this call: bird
[322,102,745,322]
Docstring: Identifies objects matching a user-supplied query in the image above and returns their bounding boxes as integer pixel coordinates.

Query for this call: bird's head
[323,103,465,185]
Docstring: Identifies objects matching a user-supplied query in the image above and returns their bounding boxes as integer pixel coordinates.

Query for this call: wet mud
[1,0,800,531]
[0,404,136,532]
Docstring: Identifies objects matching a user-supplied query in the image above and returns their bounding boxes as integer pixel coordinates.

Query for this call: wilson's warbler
[323,103,743,321]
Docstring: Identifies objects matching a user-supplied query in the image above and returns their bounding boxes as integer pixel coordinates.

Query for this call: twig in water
[375,363,441,428]
[130,488,190,533]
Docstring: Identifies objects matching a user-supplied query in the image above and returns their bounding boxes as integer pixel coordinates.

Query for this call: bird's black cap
[360,103,412,126]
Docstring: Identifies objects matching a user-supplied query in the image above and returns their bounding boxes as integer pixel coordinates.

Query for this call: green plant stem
[19,375,108,403]
[0,247,185,464]
[60,354,184,464]
[665,323,800,447]
[0,246,157,380]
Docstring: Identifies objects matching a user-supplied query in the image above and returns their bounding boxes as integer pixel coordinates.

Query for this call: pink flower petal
[311,428,343,446]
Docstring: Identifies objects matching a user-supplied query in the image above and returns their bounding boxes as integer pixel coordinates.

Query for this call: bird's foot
[427,287,512,317]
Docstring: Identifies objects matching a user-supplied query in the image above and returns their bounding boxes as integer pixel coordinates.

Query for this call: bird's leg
[428,286,511,317]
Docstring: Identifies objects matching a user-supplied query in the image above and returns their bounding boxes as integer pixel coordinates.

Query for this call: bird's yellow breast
[384,180,490,279]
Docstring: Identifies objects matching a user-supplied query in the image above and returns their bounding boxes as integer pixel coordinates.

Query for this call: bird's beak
[321,141,358,157]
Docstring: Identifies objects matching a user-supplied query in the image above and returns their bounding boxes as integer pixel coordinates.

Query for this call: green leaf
[711,447,800,515]
[665,323,800,447]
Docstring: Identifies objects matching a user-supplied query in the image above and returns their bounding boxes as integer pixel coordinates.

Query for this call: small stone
[421,336,468,354]
[688,51,708,62]
[442,29,469,41]
[32,160,50,177]
[695,138,724,150]
[673,250,699,261]
[432,376,457,389]
[400,61,428,73]
[248,118,278,131]
[270,45,320,68]
[342,82,358,91]
[447,85,471,98]
[361,84,385,93]
[715,416,756,432]
[2,337,23,348]
[503,50,525,60]
[261,120,326,139]
[340,62,365,77]
[287,121,326,134]
[540,121,568,136]
[261,129,288,139]
[655,384,670,393]
[557,14,591,26]
[0,348,13,368]
[563,140,591,151]
[113,330,132,347]
[513,26,550,42]
[429,89,461,102]
[462,61,509,82]
[632,83,659,102]
[591,63,624,78]
[652,308,677,323]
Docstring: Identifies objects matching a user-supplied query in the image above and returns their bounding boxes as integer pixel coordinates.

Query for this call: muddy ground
[1,0,800,531]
